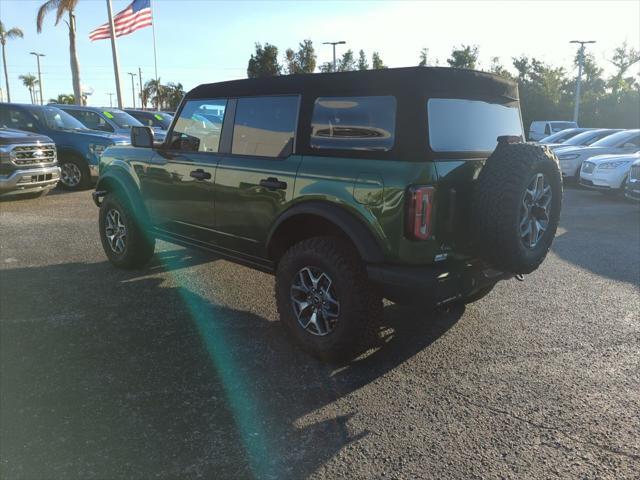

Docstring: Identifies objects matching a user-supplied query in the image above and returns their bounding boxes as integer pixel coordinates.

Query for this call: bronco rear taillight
[406,186,435,240]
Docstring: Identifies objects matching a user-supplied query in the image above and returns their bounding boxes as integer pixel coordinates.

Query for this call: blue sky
[1,0,639,107]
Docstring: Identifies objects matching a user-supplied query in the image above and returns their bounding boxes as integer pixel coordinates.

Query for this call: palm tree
[37,0,82,105]
[48,93,75,104]
[165,82,185,111]
[142,78,167,110]
[19,74,39,104]
[0,21,24,103]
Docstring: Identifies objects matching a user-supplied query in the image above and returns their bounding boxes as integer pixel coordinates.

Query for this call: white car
[529,120,578,141]
[555,129,640,179]
[579,152,640,195]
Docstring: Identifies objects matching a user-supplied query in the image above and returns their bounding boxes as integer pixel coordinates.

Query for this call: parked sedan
[555,129,640,179]
[624,158,640,201]
[538,127,593,145]
[56,105,167,142]
[546,128,622,151]
[579,152,639,195]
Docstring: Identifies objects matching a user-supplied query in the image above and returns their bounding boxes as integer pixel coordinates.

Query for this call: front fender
[94,162,150,224]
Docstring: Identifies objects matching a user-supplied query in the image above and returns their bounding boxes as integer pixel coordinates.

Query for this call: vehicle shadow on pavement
[0,258,461,480]
[551,189,640,285]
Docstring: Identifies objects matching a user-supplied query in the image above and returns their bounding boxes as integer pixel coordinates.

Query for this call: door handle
[259,177,287,190]
[190,169,211,180]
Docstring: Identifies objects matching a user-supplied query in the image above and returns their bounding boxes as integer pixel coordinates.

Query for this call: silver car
[555,129,640,179]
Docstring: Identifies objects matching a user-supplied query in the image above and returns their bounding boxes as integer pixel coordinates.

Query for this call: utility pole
[138,67,143,109]
[323,40,346,71]
[30,52,45,105]
[127,72,137,108]
[106,0,123,109]
[570,40,596,123]
[107,92,114,107]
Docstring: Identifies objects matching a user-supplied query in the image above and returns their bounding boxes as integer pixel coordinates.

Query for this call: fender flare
[266,201,386,263]
[95,166,150,224]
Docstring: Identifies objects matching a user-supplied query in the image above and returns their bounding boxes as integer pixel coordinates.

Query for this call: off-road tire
[472,142,562,274]
[99,192,155,269]
[59,155,91,191]
[275,236,383,363]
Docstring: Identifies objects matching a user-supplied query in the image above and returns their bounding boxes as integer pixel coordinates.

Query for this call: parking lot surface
[1,187,639,479]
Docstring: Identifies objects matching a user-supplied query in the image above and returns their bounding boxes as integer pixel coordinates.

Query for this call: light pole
[127,72,137,108]
[138,67,143,108]
[323,41,346,71]
[570,40,596,123]
[107,92,114,107]
[30,52,45,105]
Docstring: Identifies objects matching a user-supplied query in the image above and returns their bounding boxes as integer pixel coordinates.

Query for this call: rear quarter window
[310,96,396,151]
[427,98,523,152]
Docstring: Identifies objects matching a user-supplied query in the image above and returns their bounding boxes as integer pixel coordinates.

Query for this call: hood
[0,128,53,145]
[586,152,640,165]
[67,129,130,144]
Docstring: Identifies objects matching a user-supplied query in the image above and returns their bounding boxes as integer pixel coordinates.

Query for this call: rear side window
[427,98,523,152]
[169,99,227,152]
[232,96,299,157]
[310,96,396,151]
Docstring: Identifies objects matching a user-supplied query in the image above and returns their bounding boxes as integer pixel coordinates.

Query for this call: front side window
[232,96,299,157]
[168,99,227,152]
[427,98,523,152]
[310,96,396,151]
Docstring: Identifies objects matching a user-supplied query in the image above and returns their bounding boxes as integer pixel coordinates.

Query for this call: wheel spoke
[289,266,340,337]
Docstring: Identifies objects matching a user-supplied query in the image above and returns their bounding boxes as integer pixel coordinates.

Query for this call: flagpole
[150,0,160,111]
[106,0,124,109]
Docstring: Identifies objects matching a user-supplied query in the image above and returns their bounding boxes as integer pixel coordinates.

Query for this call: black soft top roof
[187,66,519,103]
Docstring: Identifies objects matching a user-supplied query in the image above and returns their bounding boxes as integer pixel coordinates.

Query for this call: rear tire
[99,192,155,269]
[275,236,382,363]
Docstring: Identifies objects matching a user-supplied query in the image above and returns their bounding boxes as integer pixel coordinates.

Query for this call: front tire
[99,192,155,269]
[275,237,382,363]
[59,155,91,191]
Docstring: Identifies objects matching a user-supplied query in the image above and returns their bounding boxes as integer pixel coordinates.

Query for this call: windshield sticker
[103,111,114,119]
[154,114,163,120]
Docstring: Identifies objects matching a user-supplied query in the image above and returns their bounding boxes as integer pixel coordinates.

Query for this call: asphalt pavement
[0,186,639,479]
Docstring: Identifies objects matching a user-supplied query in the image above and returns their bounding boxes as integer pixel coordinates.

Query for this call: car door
[213,95,302,257]
[143,98,228,244]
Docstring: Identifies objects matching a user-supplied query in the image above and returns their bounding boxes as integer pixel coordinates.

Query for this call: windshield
[591,130,639,147]
[540,128,584,143]
[102,110,143,129]
[428,98,523,152]
[130,111,173,129]
[32,106,88,131]
[564,130,614,146]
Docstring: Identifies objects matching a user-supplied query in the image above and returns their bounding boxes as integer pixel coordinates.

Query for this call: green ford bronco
[94,67,562,361]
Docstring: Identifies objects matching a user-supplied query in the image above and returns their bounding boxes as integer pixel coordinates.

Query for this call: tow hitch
[515,274,525,282]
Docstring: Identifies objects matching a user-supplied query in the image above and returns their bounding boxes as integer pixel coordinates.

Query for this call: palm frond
[36,0,78,32]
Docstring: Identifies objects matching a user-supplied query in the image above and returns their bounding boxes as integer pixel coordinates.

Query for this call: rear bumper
[0,165,60,197]
[367,260,512,306]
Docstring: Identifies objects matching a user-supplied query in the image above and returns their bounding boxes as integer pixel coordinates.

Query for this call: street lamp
[30,52,45,105]
[570,40,596,123]
[127,72,137,109]
[323,41,346,72]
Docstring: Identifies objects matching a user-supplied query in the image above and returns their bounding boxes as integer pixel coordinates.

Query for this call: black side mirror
[131,126,154,148]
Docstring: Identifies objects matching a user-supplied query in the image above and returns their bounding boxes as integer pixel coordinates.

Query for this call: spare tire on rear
[472,141,562,275]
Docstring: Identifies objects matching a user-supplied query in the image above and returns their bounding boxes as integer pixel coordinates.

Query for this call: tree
[37,0,82,105]
[247,43,281,78]
[357,50,369,71]
[418,48,429,67]
[337,49,356,72]
[372,51,386,69]
[19,74,38,104]
[489,56,513,79]
[319,62,334,73]
[0,21,24,103]
[608,41,640,95]
[284,39,316,75]
[165,82,185,111]
[447,44,479,69]
[141,79,184,110]
[48,93,75,104]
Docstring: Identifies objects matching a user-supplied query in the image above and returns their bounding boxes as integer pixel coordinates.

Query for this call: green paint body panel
[99,144,489,267]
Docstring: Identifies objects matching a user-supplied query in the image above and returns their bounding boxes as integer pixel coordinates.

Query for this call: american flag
[89,0,152,41]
